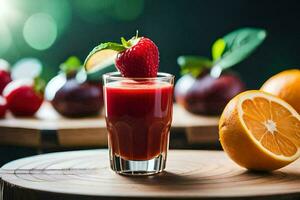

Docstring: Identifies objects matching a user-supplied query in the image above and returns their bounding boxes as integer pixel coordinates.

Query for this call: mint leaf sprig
[177,56,212,77]
[178,28,267,78]
[33,76,46,95]
[60,56,82,75]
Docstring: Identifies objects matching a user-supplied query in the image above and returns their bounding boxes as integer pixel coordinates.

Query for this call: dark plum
[45,56,104,118]
[51,78,103,117]
[175,28,266,115]
[175,72,245,115]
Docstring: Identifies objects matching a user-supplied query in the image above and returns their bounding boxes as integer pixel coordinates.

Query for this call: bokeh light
[23,13,58,50]
[41,0,71,35]
[0,0,22,25]
[12,58,42,80]
[0,0,23,55]
[15,0,71,36]
[0,22,12,55]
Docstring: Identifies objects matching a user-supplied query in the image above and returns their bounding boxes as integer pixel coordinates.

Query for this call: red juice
[104,81,173,161]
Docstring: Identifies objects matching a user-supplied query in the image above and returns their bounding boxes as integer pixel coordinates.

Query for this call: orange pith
[241,97,300,157]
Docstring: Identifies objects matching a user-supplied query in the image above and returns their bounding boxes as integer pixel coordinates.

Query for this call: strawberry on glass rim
[84,32,159,78]
[3,78,45,116]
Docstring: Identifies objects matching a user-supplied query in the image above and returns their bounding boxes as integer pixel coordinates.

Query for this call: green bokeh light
[0,22,12,55]
[39,0,72,35]
[23,13,58,50]
[12,0,71,36]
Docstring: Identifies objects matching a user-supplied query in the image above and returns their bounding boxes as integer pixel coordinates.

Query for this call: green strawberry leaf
[33,76,46,95]
[213,28,267,70]
[212,38,226,61]
[95,42,126,52]
[177,56,212,77]
[121,37,130,48]
[60,56,82,75]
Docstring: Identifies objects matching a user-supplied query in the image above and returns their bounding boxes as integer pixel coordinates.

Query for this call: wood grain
[0,103,219,148]
[1,150,300,200]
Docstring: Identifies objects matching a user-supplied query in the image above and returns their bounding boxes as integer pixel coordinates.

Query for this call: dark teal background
[2,0,300,88]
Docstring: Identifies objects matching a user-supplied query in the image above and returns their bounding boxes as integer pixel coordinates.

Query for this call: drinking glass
[103,72,174,175]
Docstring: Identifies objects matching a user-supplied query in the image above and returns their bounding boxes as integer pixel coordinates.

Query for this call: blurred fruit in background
[175,69,244,115]
[261,69,300,114]
[0,59,12,94]
[175,28,266,115]
[0,57,45,117]
[46,56,103,118]
[3,78,44,116]
[0,96,7,118]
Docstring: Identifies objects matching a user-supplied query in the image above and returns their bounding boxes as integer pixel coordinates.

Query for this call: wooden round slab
[0,103,219,148]
[1,150,300,200]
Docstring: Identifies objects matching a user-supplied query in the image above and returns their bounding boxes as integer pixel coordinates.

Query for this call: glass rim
[103,72,174,81]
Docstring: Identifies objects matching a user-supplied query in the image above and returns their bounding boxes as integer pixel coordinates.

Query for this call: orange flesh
[242,97,300,157]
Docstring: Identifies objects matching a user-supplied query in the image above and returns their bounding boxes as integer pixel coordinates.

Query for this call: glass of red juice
[103,72,174,175]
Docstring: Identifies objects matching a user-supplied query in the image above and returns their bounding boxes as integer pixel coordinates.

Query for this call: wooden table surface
[0,103,219,149]
[1,150,300,200]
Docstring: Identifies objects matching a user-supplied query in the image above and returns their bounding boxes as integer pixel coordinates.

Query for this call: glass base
[110,153,166,176]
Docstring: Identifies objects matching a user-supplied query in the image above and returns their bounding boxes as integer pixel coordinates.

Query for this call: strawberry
[3,78,45,116]
[0,96,7,118]
[115,37,159,77]
[89,33,159,78]
[0,59,12,94]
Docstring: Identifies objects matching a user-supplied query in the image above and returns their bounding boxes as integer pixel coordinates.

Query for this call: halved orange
[219,90,300,171]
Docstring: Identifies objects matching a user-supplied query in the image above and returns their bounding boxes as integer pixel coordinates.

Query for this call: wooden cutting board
[1,150,300,200]
[0,103,219,148]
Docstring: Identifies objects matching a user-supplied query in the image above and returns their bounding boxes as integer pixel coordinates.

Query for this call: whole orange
[261,69,300,114]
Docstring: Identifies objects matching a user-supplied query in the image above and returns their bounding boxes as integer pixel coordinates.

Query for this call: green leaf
[214,28,267,70]
[60,56,82,75]
[177,56,212,77]
[212,38,226,61]
[121,37,130,48]
[33,76,46,95]
[96,42,126,52]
